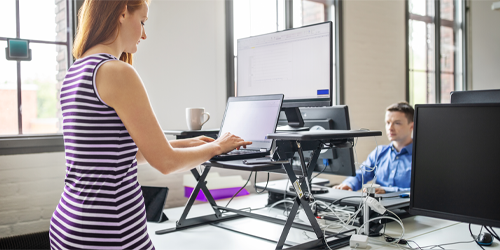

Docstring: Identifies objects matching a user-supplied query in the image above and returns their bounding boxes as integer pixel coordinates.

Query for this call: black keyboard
[211,149,268,161]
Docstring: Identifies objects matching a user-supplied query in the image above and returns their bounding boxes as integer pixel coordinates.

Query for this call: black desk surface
[164,129,380,140]
[267,130,382,140]
[203,158,283,172]
[163,129,220,136]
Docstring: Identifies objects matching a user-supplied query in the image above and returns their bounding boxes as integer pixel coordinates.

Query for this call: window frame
[225,0,345,104]
[406,0,468,104]
[0,0,74,155]
[1,0,345,155]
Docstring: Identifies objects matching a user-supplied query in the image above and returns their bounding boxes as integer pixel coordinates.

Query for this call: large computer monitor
[409,103,500,228]
[278,106,355,177]
[236,21,333,129]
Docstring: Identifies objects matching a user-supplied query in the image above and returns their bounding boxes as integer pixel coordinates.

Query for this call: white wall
[133,0,228,131]
[343,0,406,166]
[0,152,66,237]
[132,0,285,213]
[470,0,500,90]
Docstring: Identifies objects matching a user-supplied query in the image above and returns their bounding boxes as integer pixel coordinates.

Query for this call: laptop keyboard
[226,149,257,155]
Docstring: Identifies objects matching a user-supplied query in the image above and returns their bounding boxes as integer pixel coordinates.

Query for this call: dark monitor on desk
[236,21,333,129]
[450,89,500,104]
[278,106,355,177]
[409,103,500,228]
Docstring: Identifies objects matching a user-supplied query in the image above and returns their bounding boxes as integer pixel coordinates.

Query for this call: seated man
[334,102,414,194]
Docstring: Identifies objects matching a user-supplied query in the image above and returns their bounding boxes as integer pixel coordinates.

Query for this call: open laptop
[211,94,284,161]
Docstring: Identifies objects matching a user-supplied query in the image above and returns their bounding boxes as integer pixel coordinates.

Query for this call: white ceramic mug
[186,108,210,130]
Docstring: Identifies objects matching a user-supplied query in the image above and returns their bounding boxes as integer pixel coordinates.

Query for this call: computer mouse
[477,232,493,245]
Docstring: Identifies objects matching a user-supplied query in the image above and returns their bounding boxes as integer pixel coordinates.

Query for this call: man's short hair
[386,102,414,123]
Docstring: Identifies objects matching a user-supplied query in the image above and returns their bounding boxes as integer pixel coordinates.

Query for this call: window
[227,0,343,104]
[0,0,72,136]
[408,0,467,105]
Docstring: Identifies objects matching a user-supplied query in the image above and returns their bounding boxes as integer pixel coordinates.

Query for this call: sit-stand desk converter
[163,129,219,140]
[156,129,382,250]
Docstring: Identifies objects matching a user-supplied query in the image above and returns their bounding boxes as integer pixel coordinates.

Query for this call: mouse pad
[141,186,169,223]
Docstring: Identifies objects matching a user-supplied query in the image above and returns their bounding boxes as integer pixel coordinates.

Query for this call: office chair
[0,230,50,249]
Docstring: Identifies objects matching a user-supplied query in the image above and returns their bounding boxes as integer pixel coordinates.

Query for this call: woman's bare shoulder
[98,60,138,81]
[95,60,145,107]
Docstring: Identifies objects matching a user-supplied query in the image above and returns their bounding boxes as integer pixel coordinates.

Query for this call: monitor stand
[276,107,309,131]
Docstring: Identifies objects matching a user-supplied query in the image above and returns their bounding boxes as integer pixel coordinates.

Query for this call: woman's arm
[95,61,250,174]
[170,136,215,148]
[137,136,215,165]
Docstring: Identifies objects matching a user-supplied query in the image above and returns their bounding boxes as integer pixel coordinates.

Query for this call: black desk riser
[158,129,382,250]
[163,129,219,139]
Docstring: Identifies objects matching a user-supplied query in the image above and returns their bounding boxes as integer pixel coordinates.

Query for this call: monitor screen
[278,106,355,177]
[236,22,332,108]
[410,104,500,228]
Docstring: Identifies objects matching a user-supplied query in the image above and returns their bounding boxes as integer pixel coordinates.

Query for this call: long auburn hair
[73,0,151,65]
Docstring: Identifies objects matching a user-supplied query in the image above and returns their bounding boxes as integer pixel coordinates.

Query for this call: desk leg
[177,166,222,225]
[189,167,222,218]
[274,142,349,249]
[273,162,326,249]
[276,197,300,250]
[155,166,240,235]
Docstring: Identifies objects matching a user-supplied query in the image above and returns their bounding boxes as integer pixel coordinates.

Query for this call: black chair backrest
[0,231,50,249]
[451,89,500,104]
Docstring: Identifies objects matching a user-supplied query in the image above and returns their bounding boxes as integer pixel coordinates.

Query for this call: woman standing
[49,1,250,249]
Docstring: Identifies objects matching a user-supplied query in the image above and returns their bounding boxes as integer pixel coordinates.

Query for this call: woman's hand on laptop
[214,132,253,154]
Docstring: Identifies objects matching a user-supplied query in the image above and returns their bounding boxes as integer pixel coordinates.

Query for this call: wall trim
[0,135,65,155]
[0,132,179,156]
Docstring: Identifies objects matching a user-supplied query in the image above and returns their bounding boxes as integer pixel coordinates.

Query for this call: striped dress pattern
[49,53,154,250]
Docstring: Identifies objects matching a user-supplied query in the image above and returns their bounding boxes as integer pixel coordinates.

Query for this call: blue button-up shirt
[342,143,413,192]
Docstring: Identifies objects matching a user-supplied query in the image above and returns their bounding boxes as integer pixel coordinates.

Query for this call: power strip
[350,234,368,249]
[365,196,387,214]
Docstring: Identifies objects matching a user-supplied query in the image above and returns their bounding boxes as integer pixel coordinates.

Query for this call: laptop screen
[219,95,283,150]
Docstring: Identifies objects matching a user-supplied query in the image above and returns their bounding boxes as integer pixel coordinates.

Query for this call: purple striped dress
[49,53,154,250]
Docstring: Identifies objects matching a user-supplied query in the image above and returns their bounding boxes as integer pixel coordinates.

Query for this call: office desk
[156,129,383,249]
[148,194,500,250]
[255,179,410,210]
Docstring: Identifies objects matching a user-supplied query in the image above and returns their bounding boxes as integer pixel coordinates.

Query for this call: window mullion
[15,0,23,134]
[16,0,20,37]
[66,0,73,67]
[285,0,293,29]
[276,0,278,31]
[225,0,234,99]
[16,61,22,134]
[434,0,441,103]
[453,0,458,92]
[405,0,409,103]
[461,0,468,91]
[335,0,344,105]
[325,0,333,21]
